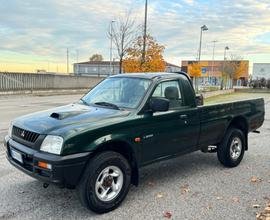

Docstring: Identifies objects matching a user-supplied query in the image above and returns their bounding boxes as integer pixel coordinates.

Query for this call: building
[181,60,249,86]
[74,61,181,76]
[73,61,120,76]
[165,62,182,73]
[253,63,270,79]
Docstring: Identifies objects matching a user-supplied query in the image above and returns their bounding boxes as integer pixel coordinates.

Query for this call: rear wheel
[77,151,131,213]
[217,127,245,167]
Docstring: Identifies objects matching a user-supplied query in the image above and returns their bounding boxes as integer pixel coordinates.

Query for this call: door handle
[179,114,188,120]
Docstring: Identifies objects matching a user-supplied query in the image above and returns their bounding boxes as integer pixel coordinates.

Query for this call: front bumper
[4,136,92,187]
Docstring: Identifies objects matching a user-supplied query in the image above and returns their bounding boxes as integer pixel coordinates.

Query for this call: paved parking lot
[0,93,269,220]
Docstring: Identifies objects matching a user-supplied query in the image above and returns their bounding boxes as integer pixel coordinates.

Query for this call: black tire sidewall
[79,151,131,213]
[218,128,245,167]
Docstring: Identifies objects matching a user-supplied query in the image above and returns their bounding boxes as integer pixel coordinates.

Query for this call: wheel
[217,127,245,167]
[77,151,131,214]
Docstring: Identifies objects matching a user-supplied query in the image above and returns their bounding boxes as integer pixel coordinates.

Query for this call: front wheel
[77,151,131,213]
[217,127,246,167]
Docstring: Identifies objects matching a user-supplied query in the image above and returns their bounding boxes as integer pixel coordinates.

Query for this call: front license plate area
[10,148,23,164]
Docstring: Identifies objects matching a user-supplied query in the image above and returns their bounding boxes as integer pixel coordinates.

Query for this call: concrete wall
[201,89,235,98]
[0,72,104,91]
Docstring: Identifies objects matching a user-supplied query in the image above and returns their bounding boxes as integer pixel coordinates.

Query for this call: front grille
[12,126,40,143]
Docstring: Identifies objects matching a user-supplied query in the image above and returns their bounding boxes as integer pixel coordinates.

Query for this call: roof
[75,61,182,68]
[110,72,187,80]
[165,62,181,68]
[74,61,120,65]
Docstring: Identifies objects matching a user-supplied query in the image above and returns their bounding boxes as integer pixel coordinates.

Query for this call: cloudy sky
[0,0,269,73]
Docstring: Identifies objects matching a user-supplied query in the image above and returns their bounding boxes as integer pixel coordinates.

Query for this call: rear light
[38,161,52,170]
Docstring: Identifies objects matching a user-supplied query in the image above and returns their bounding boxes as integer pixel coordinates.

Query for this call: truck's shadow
[12,152,230,218]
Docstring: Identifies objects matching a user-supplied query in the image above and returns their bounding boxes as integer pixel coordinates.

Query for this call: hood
[13,103,131,135]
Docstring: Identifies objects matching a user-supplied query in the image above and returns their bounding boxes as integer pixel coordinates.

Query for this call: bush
[266,79,270,89]
[260,78,266,87]
[250,78,270,89]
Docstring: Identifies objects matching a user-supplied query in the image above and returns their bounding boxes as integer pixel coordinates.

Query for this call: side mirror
[149,97,169,112]
[195,94,204,106]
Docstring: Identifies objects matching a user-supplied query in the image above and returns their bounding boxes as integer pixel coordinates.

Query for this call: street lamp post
[142,0,148,65]
[211,40,218,85]
[221,46,230,89]
[109,20,115,75]
[196,25,208,91]
[198,25,208,62]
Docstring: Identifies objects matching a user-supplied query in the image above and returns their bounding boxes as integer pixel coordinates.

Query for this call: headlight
[8,124,13,137]
[40,135,64,155]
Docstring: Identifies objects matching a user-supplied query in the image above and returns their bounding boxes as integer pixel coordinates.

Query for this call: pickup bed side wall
[198,98,265,147]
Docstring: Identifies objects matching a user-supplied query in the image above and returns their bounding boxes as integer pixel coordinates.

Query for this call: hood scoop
[50,111,87,120]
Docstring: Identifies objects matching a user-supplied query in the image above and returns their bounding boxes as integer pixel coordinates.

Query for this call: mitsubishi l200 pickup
[4,72,264,213]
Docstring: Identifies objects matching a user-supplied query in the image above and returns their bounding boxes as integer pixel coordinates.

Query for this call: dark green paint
[11,73,265,168]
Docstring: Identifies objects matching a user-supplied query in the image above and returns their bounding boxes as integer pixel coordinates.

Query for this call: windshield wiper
[94,102,120,110]
[80,98,89,106]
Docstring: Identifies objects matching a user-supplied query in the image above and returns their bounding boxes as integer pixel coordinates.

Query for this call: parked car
[4,72,265,213]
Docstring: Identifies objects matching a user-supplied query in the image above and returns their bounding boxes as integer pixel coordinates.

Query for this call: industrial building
[73,61,181,76]
[253,63,270,79]
[181,60,249,86]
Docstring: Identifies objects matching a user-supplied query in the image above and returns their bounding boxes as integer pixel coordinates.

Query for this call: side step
[201,146,217,153]
[253,130,260,134]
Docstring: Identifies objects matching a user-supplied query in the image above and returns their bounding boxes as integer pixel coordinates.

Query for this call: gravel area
[0,93,269,220]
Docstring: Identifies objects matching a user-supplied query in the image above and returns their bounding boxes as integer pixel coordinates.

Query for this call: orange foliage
[233,61,248,79]
[123,35,166,73]
[188,62,202,77]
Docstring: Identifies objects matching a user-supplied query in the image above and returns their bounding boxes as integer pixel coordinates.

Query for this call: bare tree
[108,14,137,74]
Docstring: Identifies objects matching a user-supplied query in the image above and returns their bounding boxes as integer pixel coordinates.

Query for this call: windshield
[81,77,152,109]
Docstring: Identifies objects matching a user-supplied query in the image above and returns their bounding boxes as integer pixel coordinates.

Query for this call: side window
[152,80,183,109]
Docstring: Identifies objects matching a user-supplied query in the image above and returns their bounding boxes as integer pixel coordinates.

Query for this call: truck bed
[198,98,265,147]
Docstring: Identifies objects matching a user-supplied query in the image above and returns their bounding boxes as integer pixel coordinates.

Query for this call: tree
[123,35,166,73]
[233,61,248,80]
[89,54,103,61]
[109,14,137,74]
[260,77,266,87]
[220,56,248,89]
[266,79,270,89]
[188,62,202,91]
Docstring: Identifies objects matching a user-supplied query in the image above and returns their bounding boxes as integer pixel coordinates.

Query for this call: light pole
[66,48,69,74]
[211,40,218,85]
[221,46,229,89]
[142,0,148,65]
[198,25,208,62]
[109,20,115,75]
[196,25,208,91]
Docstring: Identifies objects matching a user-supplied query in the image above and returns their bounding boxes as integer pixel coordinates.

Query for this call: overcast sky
[0,0,269,72]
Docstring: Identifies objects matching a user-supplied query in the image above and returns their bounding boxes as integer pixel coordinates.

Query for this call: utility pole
[142,0,148,65]
[67,48,69,74]
[211,40,218,85]
[109,21,115,75]
[76,49,79,63]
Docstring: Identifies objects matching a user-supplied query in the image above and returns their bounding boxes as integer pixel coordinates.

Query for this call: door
[140,79,200,164]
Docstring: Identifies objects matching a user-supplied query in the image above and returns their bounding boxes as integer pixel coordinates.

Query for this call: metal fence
[0,72,104,91]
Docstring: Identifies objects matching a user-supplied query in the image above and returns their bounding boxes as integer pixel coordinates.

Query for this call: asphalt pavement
[0,93,269,220]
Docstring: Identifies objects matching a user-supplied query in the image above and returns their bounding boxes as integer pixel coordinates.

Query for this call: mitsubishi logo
[21,130,25,138]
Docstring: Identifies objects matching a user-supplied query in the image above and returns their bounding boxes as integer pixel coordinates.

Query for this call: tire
[217,127,246,167]
[77,151,131,214]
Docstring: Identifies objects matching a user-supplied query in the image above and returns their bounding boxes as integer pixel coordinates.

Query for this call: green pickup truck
[4,72,264,213]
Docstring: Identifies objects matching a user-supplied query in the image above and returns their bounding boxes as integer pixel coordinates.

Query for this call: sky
[0,0,269,73]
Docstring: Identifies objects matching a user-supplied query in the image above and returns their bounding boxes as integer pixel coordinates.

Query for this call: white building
[253,63,270,79]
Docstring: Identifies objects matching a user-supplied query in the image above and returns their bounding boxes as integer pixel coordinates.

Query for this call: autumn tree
[220,56,248,89]
[188,62,202,91]
[123,34,166,73]
[89,54,103,61]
